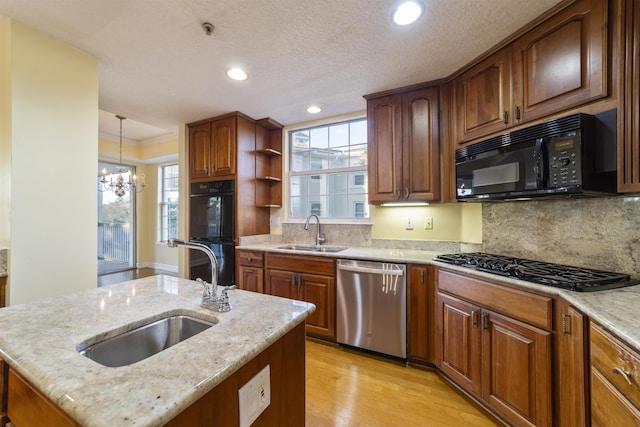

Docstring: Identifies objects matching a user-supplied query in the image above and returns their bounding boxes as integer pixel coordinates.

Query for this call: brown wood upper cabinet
[619,0,640,192]
[189,116,237,181]
[455,0,608,144]
[454,47,513,142]
[365,85,440,204]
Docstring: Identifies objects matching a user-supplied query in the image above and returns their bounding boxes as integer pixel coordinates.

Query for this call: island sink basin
[77,315,215,367]
[277,244,347,253]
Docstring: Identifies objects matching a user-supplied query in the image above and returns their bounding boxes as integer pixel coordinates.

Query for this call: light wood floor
[306,340,499,427]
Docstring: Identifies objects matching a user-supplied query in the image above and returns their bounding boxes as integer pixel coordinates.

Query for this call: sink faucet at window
[304,214,326,246]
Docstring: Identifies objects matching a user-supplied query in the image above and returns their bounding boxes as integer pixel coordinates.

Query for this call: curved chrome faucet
[304,214,326,246]
[167,238,234,312]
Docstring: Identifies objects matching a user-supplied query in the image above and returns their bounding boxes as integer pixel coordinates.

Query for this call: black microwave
[455,112,618,201]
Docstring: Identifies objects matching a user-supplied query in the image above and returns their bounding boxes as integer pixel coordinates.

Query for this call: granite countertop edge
[0,275,315,427]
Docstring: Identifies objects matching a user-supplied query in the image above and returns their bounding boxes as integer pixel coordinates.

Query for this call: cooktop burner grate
[434,252,639,292]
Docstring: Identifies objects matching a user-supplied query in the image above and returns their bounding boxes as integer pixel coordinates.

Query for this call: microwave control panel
[548,134,582,188]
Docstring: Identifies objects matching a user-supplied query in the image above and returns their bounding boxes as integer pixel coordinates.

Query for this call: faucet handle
[195,278,212,299]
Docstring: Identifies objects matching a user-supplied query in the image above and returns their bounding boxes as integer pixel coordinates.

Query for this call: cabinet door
[620,0,640,192]
[512,0,607,123]
[211,117,237,177]
[265,269,297,300]
[455,46,512,142]
[238,265,263,293]
[555,301,588,427]
[189,122,212,180]
[408,265,431,363]
[367,94,403,203]
[591,369,640,427]
[300,273,335,340]
[402,87,440,201]
[482,310,552,427]
[437,292,482,395]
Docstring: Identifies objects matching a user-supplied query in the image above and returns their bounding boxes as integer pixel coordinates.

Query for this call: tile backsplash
[483,195,640,276]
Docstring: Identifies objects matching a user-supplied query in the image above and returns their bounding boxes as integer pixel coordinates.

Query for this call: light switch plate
[239,365,271,427]
[405,217,414,230]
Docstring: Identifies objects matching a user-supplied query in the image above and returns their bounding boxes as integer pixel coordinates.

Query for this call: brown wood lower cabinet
[436,268,552,427]
[0,276,6,308]
[407,264,434,364]
[265,253,335,340]
[590,321,640,426]
[236,250,264,293]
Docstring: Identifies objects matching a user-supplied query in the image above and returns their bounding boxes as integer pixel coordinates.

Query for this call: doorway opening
[98,161,137,275]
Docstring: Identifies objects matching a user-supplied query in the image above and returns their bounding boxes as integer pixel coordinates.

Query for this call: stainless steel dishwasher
[336,259,407,359]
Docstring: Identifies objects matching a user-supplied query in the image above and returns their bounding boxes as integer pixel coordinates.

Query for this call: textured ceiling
[0,0,563,141]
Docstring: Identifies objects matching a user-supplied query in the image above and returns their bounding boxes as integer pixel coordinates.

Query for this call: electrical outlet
[424,217,433,230]
[406,217,414,230]
[238,365,271,427]
[269,217,280,227]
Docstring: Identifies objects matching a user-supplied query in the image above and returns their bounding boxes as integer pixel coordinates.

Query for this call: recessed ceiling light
[226,68,248,81]
[306,106,322,114]
[393,1,423,26]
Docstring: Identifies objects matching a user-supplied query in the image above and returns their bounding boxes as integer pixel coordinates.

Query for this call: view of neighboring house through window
[289,118,368,219]
[159,164,179,242]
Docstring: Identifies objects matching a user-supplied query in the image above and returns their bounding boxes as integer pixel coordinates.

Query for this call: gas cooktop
[434,252,640,292]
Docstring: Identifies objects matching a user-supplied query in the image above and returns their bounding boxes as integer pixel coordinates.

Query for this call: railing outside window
[98,222,130,263]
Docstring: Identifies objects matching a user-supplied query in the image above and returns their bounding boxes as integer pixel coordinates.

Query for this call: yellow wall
[1,19,99,304]
[370,202,482,243]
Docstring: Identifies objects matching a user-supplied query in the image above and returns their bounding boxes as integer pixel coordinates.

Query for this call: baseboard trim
[137,262,178,274]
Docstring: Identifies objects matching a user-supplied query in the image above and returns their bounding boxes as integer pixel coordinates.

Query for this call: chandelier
[99,114,146,198]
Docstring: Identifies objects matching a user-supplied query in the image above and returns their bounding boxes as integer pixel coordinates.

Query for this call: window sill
[284,218,373,226]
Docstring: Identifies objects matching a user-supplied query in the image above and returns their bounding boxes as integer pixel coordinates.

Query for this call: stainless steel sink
[277,244,347,253]
[77,315,216,367]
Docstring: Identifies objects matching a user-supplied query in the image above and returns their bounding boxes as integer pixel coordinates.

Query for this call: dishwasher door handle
[337,264,404,276]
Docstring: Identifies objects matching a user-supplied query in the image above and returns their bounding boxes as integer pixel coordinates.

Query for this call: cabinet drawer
[266,253,334,277]
[590,322,640,410]
[591,367,640,426]
[237,251,264,267]
[437,269,552,330]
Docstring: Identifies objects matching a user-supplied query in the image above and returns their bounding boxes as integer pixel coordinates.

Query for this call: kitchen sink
[77,314,216,367]
[277,244,347,253]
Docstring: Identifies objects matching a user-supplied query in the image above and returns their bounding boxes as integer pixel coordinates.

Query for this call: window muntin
[289,118,368,219]
[159,164,179,242]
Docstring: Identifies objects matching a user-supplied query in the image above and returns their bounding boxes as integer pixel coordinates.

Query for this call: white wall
[1,19,99,304]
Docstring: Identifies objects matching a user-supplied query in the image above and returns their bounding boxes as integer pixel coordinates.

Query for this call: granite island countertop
[0,275,315,427]
[240,243,640,354]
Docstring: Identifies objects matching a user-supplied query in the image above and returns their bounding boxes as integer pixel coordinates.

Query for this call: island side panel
[166,321,306,426]
[1,361,7,426]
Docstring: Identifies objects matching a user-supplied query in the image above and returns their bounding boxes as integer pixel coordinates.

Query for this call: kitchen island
[0,275,315,426]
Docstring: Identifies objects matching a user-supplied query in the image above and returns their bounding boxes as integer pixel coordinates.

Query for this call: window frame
[158,163,179,242]
[286,115,370,222]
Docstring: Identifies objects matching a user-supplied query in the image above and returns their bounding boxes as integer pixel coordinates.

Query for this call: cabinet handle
[471,310,478,326]
[420,271,424,283]
[515,105,521,121]
[613,367,633,385]
[561,313,571,335]
[503,110,508,124]
[481,313,489,330]
[404,188,409,199]
[247,257,253,262]
[291,275,296,287]
[245,269,254,273]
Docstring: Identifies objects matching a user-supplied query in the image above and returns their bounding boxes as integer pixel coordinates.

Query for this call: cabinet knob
[613,367,633,385]
[247,257,253,262]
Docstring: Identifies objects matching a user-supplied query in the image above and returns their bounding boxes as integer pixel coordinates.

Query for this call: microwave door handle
[533,138,546,188]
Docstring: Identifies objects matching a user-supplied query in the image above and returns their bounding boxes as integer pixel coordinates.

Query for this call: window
[289,118,369,219]
[159,164,179,242]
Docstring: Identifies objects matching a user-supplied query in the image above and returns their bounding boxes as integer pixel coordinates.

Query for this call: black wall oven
[455,111,617,201]
[189,180,235,285]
